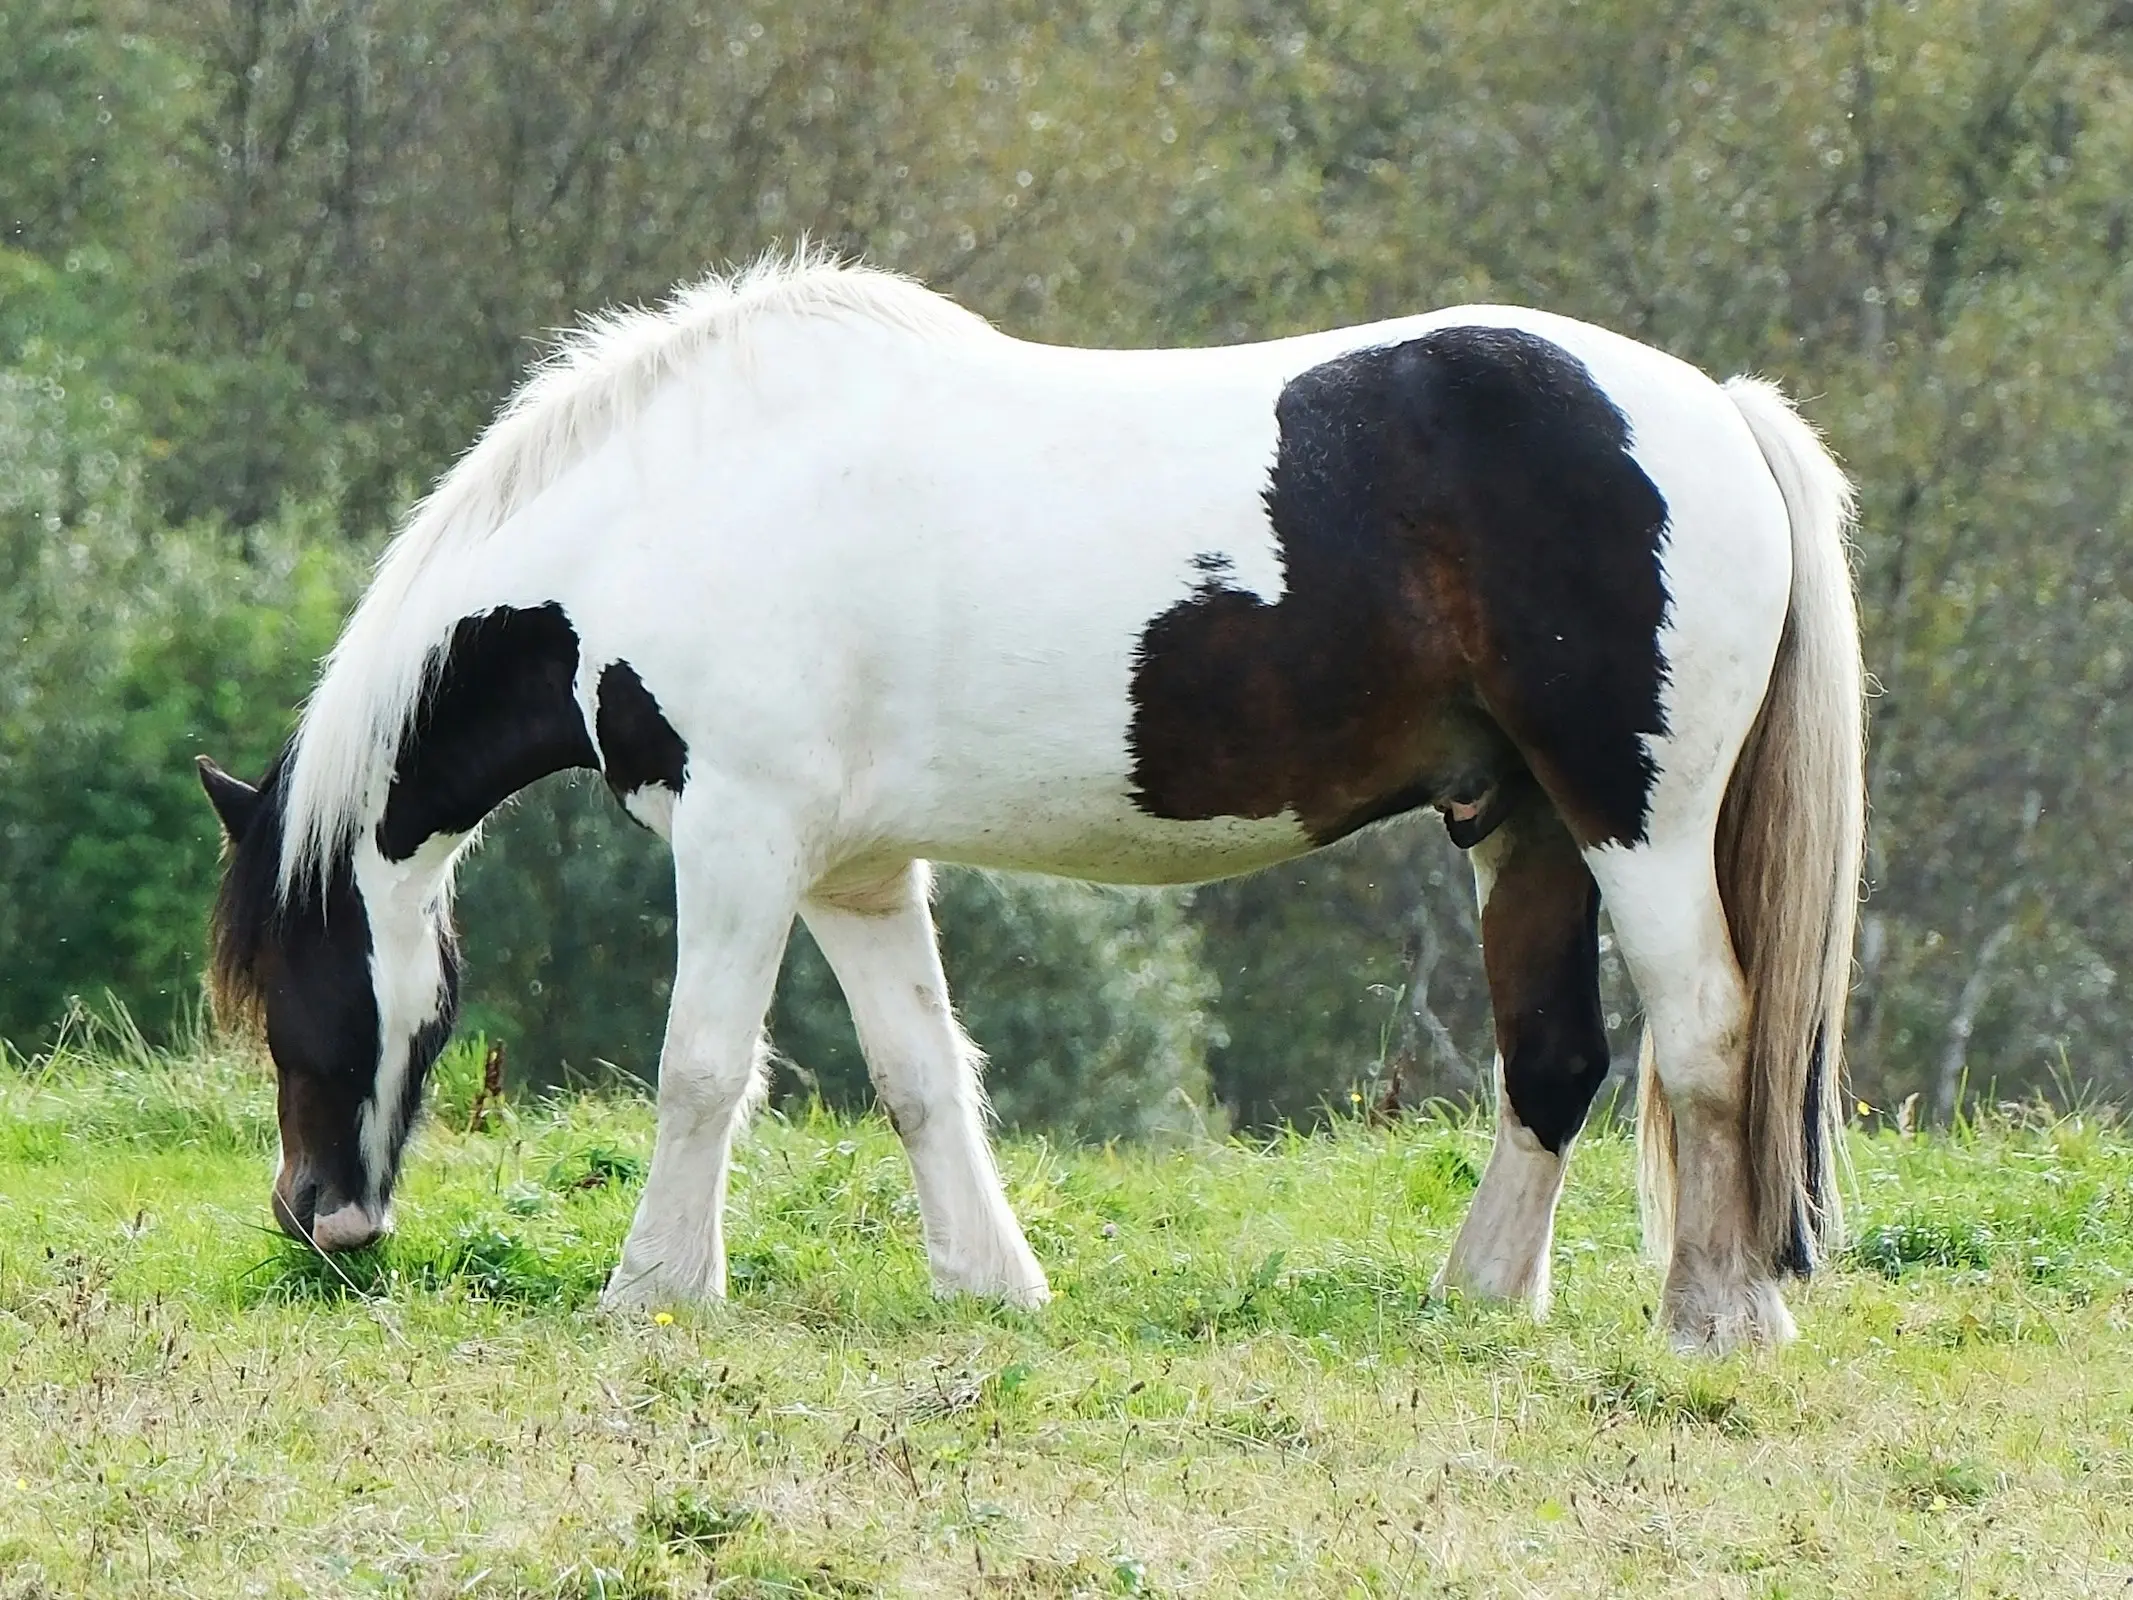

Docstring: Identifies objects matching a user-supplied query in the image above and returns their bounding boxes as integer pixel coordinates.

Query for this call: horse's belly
[912,787,1316,886]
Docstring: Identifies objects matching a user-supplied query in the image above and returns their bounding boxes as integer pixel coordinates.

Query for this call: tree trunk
[1376,905,1476,1116]
[1933,918,2016,1125]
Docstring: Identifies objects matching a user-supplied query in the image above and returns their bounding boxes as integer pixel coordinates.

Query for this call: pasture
[2,1027,2130,1597]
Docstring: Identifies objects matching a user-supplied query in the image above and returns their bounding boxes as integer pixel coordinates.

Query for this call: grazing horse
[199,256,1863,1353]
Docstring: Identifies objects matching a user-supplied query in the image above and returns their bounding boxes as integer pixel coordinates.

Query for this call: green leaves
[0,495,360,1041]
[7,0,2133,1124]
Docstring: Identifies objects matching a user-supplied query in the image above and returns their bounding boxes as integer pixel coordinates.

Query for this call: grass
[3,1032,2133,1595]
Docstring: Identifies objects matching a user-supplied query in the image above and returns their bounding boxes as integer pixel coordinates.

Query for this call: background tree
[4,0,2130,1133]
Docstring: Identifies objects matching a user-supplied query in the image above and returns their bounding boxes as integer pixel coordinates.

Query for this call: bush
[0,297,360,1040]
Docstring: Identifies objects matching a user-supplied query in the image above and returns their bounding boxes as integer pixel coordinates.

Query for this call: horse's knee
[656,1034,766,1121]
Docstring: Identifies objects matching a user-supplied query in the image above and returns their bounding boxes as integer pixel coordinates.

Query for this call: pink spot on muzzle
[309,1203,385,1252]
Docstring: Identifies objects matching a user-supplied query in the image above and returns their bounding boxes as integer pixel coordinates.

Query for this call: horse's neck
[352,832,462,931]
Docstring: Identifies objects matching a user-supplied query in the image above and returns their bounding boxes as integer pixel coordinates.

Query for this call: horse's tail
[1639,378,1865,1277]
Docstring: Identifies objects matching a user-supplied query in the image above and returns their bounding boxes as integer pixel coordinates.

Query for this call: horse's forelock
[207,752,294,1038]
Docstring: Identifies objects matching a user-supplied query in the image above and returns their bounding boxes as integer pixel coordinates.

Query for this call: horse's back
[510,304,1792,881]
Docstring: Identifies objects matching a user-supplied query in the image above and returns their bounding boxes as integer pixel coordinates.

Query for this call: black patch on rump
[376,602,598,860]
[1127,325,1671,850]
[596,660,689,807]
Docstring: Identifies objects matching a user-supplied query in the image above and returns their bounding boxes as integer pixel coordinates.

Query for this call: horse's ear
[196,756,262,842]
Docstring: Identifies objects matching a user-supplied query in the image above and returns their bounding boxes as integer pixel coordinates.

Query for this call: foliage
[3,0,2132,1128]
[0,328,358,1035]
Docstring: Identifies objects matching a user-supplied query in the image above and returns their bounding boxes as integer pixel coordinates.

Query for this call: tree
[7,0,2133,1129]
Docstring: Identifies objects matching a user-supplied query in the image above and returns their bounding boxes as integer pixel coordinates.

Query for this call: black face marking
[1127,325,1671,849]
[265,847,384,1221]
[596,659,689,806]
[1482,791,1610,1154]
[376,602,598,861]
[204,751,383,1226]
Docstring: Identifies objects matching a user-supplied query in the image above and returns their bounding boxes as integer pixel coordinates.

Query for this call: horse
[198,254,1864,1353]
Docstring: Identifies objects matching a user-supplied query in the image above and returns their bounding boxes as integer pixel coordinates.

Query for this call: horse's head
[198,754,461,1251]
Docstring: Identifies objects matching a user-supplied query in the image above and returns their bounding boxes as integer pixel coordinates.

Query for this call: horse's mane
[276,251,992,896]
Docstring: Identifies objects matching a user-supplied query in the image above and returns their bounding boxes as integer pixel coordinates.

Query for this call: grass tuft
[1890,1448,2000,1510]
[1574,1355,1755,1434]
[638,1487,763,1554]
[1850,1217,1997,1277]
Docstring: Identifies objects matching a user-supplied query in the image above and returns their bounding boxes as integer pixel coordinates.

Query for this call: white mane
[277,252,994,893]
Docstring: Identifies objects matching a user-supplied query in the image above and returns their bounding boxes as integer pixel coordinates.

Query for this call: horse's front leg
[600,794,803,1311]
[801,863,1049,1306]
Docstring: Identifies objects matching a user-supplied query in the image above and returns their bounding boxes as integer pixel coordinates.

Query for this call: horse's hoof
[1661,1272,1796,1355]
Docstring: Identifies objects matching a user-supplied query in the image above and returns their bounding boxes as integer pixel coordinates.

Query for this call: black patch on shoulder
[1127,325,1671,848]
[596,660,688,802]
[376,603,598,860]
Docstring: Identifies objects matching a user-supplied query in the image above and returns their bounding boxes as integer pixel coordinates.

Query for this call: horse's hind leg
[801,863,1049,1306]
[1585,834,1793,1352]
[1435,784,1610,1317]
[602,792,804,1311]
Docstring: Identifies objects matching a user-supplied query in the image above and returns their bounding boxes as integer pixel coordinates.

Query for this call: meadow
[2,1022,2131,1597]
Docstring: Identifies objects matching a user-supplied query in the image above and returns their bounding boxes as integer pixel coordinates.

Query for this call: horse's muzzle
[273,1170,385,1252]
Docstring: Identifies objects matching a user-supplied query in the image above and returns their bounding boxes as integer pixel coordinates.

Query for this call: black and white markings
[376,603,596,861]
[369,603,691,852]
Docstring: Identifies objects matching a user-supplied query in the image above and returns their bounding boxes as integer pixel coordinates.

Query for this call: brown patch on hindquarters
[1127,326,1671,851]
[1126,561,1513,845]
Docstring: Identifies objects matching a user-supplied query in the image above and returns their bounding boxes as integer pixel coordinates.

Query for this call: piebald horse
[200,257,1863,1352]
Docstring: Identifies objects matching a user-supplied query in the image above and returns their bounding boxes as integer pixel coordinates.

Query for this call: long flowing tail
[1639,377,1866,1276]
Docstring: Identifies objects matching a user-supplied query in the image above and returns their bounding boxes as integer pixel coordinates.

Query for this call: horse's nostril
[272,1172,320,1242]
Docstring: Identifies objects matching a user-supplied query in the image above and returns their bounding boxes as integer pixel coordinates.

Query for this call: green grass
[4,1037,2133,1596]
